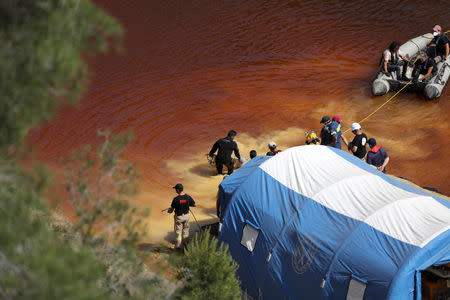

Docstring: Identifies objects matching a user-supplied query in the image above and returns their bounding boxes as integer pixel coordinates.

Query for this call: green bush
[63,130,148,246]
[0,160,115,299]
[62,130,174,298]
[176,230,241,300]
[0,0,122,150]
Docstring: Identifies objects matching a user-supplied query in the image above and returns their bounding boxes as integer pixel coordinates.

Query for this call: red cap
[332,115,343,124]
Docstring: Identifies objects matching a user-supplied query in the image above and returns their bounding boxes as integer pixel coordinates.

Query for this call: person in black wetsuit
[209,130,242,175]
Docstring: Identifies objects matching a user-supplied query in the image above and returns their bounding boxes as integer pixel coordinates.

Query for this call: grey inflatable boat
[372,33,450,99]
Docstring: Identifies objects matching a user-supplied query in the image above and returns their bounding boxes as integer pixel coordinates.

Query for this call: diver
[209,130,242,175]
[381,41,412,81]
[266,141,281,156]
[412,52,437,84]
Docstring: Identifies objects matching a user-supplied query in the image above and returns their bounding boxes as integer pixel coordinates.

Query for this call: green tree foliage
[176,230,241,300]
[0,0,122,149]
[63,130,148,246]
[0,160,115,299]
[61,131,174,298]
[0,1,134,299]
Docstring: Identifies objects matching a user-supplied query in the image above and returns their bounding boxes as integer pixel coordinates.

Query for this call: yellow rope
[343,80,412,134]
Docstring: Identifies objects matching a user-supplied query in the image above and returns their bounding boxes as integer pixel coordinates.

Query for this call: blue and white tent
[218,145,449,300]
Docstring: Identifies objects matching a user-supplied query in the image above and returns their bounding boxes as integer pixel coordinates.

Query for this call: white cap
[268,141,276,148]
[351,122,361,131]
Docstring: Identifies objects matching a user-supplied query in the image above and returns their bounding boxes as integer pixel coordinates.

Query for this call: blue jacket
[328,121,342,149]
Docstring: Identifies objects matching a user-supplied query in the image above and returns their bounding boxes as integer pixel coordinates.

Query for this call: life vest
[430,33,448,57]
[379,49,399,66]
[431,34,442,49]
[369,145,382,153]
[389,50,399,64]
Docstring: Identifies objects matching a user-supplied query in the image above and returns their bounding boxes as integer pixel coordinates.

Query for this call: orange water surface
[27,1,450,242]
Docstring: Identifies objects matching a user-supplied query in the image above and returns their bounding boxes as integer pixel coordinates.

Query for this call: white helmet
[268,141,276,149]
[351,123,361,131]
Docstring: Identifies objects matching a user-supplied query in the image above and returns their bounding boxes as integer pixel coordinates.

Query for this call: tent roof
[256,145,449,247]
[219,145,450,299]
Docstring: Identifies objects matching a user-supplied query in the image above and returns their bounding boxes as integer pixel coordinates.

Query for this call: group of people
[169,120,389,248]
[165,26,449,249]
[382,24,449,83]
[319,115,389,173]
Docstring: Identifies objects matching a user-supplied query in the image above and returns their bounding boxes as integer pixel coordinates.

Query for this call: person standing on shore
[266,141,281,156]
[209,130,242,175]
[366,138,389,173]
[348,123,367,159]
[320,116,343,149]
[332,115,349,148]
[167,183,195,248]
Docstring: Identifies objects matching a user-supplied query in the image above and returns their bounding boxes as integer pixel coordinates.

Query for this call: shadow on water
[197,206,217,216]
[189,163,217,177]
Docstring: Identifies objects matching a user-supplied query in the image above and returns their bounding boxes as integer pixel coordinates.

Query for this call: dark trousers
[215,157,234,175]
[387,61,407,79]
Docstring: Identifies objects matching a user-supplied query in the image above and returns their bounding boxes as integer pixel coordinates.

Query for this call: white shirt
[383,49,405,62]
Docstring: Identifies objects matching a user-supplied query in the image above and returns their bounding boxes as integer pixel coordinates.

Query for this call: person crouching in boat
[428,24,449,62]
[412,52,437,84]
[381,41,412,81]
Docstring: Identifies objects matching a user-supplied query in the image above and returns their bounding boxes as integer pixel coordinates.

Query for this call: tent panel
[259,146,450,247]
[219,155,270,218]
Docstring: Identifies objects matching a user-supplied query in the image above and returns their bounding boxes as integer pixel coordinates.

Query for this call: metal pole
[189,208,202,232]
